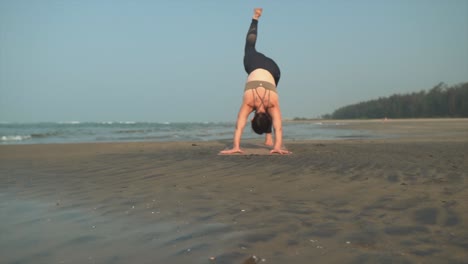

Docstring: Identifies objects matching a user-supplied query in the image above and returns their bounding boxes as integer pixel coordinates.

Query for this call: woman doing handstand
[220,8,290,155]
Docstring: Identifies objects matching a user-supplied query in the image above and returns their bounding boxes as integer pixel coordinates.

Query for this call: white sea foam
[1,135,32,142]
[59,121,81,124]
[101,121,137,125]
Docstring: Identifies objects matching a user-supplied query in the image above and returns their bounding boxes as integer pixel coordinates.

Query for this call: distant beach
[1,118,467,264]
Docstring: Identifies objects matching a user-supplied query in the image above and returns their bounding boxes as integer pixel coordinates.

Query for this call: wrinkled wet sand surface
[1,119,467,264]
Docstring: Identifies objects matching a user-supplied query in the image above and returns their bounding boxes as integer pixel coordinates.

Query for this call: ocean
[0,121,376,145]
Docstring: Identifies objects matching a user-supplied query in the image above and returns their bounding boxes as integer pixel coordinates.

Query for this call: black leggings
[243,19,281,85]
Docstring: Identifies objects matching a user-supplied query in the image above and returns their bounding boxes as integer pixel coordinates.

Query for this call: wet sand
[1,118,467,264]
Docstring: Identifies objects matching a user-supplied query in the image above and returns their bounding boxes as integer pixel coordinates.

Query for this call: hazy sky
[1,0,467,122]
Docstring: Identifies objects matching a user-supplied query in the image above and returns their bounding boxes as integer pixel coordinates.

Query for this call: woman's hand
[219,148,244,155]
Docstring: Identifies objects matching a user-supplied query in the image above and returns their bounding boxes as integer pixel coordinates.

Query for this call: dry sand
[0,118,467,264]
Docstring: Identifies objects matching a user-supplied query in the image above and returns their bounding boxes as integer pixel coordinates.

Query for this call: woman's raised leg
[244,8,262,53]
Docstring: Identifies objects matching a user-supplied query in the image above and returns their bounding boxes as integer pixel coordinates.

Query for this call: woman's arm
[269,104,291,154]
[219,101,253,154]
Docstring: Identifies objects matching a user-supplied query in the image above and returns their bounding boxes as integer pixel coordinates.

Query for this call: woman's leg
[245,9,273,146]
[245,19,258,53]
[244,8,262,53]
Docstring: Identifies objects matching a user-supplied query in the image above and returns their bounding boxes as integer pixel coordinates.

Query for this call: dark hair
[251,112,272,135]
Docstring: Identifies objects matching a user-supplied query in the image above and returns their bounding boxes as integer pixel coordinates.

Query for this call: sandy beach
[1,118,467,264]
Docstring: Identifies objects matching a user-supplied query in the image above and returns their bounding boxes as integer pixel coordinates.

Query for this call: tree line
[323,82,468,119]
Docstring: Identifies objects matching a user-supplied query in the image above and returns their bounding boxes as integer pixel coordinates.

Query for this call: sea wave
[115,129,151,134]
[0,121,372,145]
[31,132,62,138]
[1,135,32,142]
[101,121,137,125]
[59,121,81,124]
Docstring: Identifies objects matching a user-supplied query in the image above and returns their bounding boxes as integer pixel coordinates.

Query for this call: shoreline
[292,118,468,142]
[1,118,466,146]
[1,119,467,264]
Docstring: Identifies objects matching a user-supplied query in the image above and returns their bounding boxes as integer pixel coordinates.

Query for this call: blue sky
[1,0,467,122]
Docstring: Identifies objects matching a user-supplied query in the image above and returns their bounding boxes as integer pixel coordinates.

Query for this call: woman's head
[251,112,272,134]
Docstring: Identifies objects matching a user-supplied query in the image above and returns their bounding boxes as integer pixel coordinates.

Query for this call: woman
[220,8,291,155]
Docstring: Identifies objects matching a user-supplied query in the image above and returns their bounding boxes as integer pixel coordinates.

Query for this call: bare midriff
[246,69,276,85]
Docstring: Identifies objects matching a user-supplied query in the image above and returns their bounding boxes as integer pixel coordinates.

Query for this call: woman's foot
[253,8,262,20]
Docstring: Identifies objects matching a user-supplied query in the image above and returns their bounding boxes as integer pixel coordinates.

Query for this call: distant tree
[328,82,468,119]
